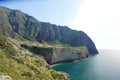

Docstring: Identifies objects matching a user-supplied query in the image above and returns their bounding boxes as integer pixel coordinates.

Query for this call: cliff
[0,6,98,54]
[50,47,88,64]
[0,6,99,80]
[21,44,88,65]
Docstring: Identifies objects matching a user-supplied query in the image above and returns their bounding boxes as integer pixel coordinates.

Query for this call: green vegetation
[0,35,69,80]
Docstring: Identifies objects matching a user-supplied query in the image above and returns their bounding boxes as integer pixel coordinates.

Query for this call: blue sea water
[52,50,120,80]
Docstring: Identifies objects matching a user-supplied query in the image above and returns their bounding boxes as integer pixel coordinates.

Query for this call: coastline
[50,57,89,67]
[50,54,97,67]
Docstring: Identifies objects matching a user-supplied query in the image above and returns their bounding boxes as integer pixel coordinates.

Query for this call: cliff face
[21,45,88,65]
[0,6,98,54]
[50,47,88,64]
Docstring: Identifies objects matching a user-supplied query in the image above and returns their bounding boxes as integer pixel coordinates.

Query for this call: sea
[52,50,120,80]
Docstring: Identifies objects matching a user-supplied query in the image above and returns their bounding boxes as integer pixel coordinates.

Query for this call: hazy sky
[0,0,120,49]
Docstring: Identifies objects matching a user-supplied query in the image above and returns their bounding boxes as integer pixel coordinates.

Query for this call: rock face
[0,6,98,54]
[50,47,88,64]
[21,45,88,64]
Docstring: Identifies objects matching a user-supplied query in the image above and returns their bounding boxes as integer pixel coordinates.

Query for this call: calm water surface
[52,50,120,80]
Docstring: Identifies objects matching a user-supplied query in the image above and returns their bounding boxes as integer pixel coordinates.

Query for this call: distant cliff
[0,6,98,54]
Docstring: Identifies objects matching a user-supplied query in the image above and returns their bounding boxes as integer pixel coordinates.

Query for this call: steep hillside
[0,35,69,80]
[0,6,98,54]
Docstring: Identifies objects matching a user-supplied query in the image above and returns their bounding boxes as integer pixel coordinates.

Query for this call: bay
[52,50,120,80]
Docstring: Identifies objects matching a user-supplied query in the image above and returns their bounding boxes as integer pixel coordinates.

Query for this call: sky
[0,0,120,49]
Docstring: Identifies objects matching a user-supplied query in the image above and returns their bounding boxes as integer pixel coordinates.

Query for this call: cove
[52,50,120,80]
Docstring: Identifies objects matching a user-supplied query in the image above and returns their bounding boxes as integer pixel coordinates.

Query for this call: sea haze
[52,49,120,80]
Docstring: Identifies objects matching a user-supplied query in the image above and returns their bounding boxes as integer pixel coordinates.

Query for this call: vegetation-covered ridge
[0,6,98,54]
[0,35,69,80]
